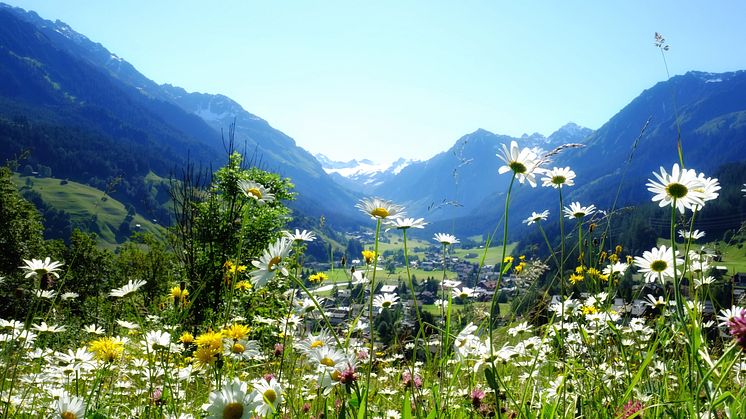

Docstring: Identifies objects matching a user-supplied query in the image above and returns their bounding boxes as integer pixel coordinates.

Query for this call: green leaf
[402,390,412,419]
[485,366,499,393]
[357,389,367,419]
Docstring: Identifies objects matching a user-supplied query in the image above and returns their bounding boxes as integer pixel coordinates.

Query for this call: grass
[12,174,163,248]
[451,242,517,266]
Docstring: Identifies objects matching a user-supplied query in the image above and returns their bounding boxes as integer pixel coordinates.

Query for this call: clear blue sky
[6,1,746,163]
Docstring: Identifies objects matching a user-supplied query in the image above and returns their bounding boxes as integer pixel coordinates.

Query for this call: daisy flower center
[61,412,77,419]
[665,182,688,198]
[320,356,336,367]
[650,260,668,272]
[331,370,342,381]
[573,212,585,218]
[223,402,244,419]
[231,343,245,354]
[382,301,391,308]
[552,176,566,184]
[371,207,390,218]
[246,187,262,199]
[310,340,324,348]
[509,161,527,174]
[267,256,282,271]
[263,388,278,404]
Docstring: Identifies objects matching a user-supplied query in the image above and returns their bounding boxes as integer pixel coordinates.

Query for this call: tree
[0,167,45,276]
[168,148,294,323]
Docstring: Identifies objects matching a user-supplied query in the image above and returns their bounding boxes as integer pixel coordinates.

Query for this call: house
[380,285,397,294]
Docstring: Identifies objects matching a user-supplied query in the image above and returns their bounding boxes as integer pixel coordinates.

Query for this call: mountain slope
[370,123,592,222]
[0,3,362,229]
[463,71,746,237]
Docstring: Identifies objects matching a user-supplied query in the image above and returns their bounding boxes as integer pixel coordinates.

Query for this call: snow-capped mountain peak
[314,154,416,192]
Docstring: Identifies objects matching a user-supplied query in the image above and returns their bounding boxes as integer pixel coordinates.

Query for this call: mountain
[0,3,361,234]
[314,153,415,193]
[461,71,746,237]
[367,123,592,222]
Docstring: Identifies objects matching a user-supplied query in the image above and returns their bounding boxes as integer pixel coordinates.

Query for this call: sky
[6,1,746,164]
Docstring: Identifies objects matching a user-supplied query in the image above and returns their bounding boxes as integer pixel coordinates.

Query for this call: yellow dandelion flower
[503,256,514,264]
[194,330,223,351]
[224,260,247,274]
[519,255,526,261]
[362,250,376,265]
[193,346,219,368]
[575,266,586,274]
[569,273,584,284]
[235,280,252,291]
[88,337,124,363]
[180,332,194,345]
[309,272,329,284]
[223,324,251,341]
[600,274,610,282]
[581,305,598,315]
[586,267,602,280]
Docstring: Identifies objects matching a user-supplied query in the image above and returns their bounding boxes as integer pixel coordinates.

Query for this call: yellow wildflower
[581,305,598,315]
[569,273,584,284]
[235,280,252,291]
[180,332,194,345]
[362,250,376,264]
[193,346,220,368]
[223,324,251,341]
[309,272,329,284]
[194,330,223,351]
[88,337,124,363]
[503,256,514,264]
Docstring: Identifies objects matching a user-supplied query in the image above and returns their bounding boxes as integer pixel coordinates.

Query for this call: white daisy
[252,377,283,417]
[55,391,85,419]
[433,233,459,245]
[523,210,549,225]
[283,229,316,242]
[109,279,147,298]
[83,324,105,335]
[541,167,576,188]
[497,140,544,187]
[238,180,275,206]
[373,293,400,310]
[563,202,596,219]
[602,262,629,276]
[356,197,405,220]
[678,229,705,241]
[508,321,532,336]
[31,322,66,333]
[633,245,682,283]
[451,287,477,300]
[250,237,292,288]
[20,257,64,279]
[646,163,705,213]
[144,330,171,351]
[203,378,257,419]
[385,217,427,231]
[60,292,79,301]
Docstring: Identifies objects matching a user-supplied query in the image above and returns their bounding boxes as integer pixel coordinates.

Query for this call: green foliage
[0,166,44,276]
[170,151,294,324]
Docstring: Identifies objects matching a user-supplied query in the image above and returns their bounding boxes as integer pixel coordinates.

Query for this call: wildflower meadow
[2,127,746,419]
